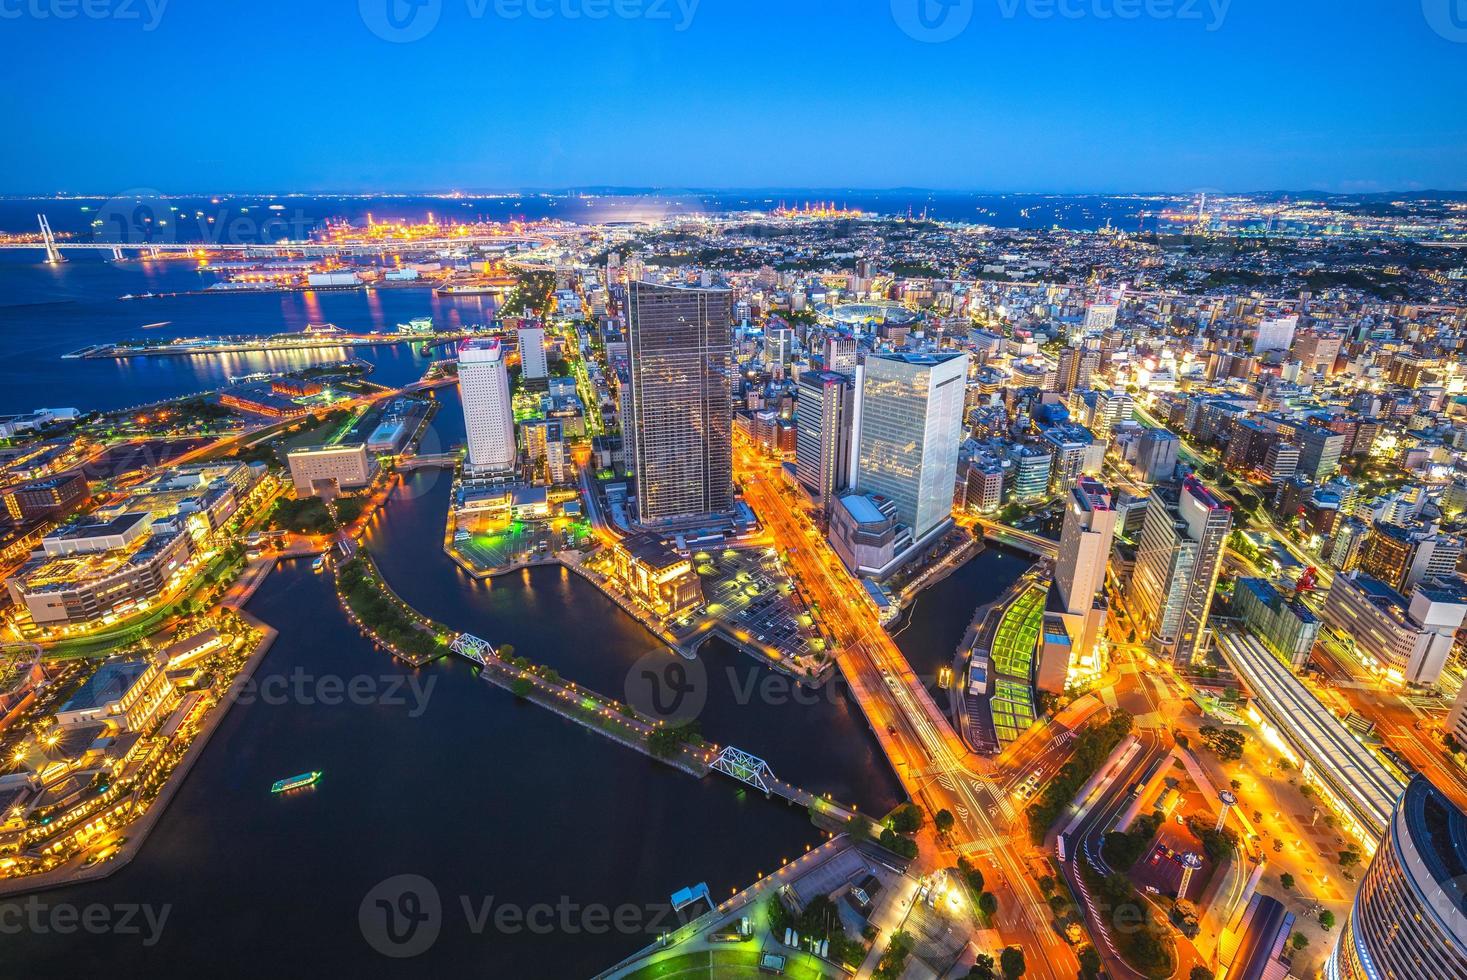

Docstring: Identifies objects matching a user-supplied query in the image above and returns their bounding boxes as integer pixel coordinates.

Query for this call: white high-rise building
[459,338,517,474]
[850,351,969,549]
[518,326,548,380]
[1052,477,1119,681]
[1082,303,1118,336]
[1056,478,1118,617]
[1254,314,1299,353]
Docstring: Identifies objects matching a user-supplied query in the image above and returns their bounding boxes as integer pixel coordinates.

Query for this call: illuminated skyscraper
[458,337,517,474]
[795,371,854,515]
[1326,777,1467,980]
[627,280,733,526]
[850,351,968,548]
[1130,476,1232,665]
[518,326,548,380]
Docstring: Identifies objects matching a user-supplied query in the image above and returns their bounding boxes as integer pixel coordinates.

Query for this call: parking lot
[671,547,827,670]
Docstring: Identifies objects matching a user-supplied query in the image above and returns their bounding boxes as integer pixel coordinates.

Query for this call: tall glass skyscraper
[627,281,733,526]
[851,351,968,544]
[1327,777,1467,980]
[795,370,853,515]
[1130,476,1232,664]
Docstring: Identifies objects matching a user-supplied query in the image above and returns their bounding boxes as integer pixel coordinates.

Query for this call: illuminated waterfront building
[287,443,377,497]
[1326,777,1467,980]
[459,337,518,474]
[609,533,702,618]
[627,281,733,526]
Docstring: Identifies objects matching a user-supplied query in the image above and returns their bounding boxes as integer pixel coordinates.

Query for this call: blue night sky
[4,0,1465,194]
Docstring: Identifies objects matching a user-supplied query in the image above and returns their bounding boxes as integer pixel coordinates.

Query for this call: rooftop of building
[46,511,151,544]
[60,660,150,713]
[617,532,688,570]
[836,493,891,527]
[1403,776,1467,918]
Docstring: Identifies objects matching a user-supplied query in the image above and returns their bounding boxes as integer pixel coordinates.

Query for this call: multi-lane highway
[734,441,1078,978]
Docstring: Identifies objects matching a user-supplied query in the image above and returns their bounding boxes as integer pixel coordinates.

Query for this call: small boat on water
[271,771,322,794]
[312,556,326,573]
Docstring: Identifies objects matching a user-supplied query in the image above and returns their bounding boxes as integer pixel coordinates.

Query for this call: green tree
[1189,968,1215,980]
[967,953,996,980]
[935,809,956,834]
[1319,910,1336,931]
[979,891,999,920]
[1339,848,1361,870]
[1279,873,1295,890]
[999,944,1026,980]
[1291,932,1309,952]
[1078,945,1102,979]
[509,677,532,698]
[890,803,924,834]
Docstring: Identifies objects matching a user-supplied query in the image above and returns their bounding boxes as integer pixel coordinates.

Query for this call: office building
[1233,577,1320,669]
[1008,443,1053,503]
[1055,477,1117,617]
[823,334,857,375]
[1326,777,1467,980]
[1254,314,1299,353]
[287,444,377,498]
[764,326,794,365]
[459,338,518,474]
[795,371,854,514]
[850,351,969,549]
[1042,424,1102,494]
[1134,429,1180,484]
[1321,572,1467,686]
[1296,425,1345,481]
[962,455,1005,514]
[518,326,548,380]
[1359,522,1465,594]
[3,471,90,523]
[628,281,734,526]
[1083,302,1118,335]
[1090,389,1132,440]
[1130,477,1233,665]
[1331,516,1372,572]
[829,493,910,579]
[1293,329,1343,377]
[1052,477,1118,674]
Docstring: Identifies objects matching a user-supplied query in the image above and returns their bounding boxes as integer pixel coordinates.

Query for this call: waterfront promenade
[0,614,279,899]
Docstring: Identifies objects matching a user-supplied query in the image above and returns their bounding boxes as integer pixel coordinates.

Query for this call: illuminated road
[734,441,1076,978]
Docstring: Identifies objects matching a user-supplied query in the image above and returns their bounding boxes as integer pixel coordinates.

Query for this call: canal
[4,562,824,977]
